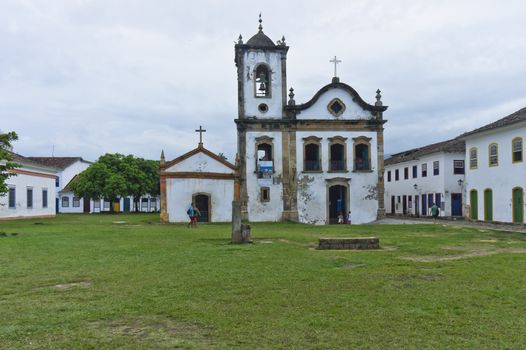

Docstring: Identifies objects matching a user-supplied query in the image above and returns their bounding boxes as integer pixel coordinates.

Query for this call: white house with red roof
[0,152,58,220]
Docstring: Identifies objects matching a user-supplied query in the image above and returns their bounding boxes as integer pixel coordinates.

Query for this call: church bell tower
[234,15,289,119]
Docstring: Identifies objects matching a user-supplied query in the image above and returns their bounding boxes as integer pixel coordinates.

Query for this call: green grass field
[1,214,525,349]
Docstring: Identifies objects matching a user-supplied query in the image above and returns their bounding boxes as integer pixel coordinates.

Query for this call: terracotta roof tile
[385,139,465,166]
[460,107,526,138]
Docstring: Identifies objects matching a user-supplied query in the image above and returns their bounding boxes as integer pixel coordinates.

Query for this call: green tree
[0,132,19,197]
[70,153,159,213]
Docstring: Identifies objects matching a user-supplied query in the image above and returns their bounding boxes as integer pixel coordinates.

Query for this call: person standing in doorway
[347,210,352,224]
[431,203,440,224]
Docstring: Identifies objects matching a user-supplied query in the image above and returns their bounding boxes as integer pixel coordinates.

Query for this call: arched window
[353,136,372,171]
[469,147,478,169]
[303,136,322,172]
[255,136,274,180]
[254,64,271,98]
[512,137,523,163]
[328,136,347,172]
[488,143,498,167]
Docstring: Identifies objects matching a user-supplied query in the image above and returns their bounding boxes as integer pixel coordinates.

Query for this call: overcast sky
[1,0,525,162]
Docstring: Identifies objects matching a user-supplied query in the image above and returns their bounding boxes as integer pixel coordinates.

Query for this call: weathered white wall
[242,50,283,118]
[166,178,234,222]
[245,131,283,221]
[166,152,232,173]
[465,123,526,223]
[0,169,56,219]
[59,160,90,192]
[384,152,465,217]
[296,89,374,120]
[296,131,378,224]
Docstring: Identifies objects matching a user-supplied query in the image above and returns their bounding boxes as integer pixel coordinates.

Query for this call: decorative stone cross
[195,125,206,147]
[329,56,342,77]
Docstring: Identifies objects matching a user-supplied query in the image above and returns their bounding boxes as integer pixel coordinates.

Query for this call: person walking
[430,203,440,224]
[191,202,201,228]
[347,210,352,224]
[186,203,195,228]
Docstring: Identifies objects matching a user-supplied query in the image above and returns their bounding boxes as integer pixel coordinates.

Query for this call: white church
[160,18,387,225]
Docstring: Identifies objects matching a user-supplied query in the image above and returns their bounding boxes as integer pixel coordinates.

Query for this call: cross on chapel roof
[195,125,206,148]
[330,56,342,78]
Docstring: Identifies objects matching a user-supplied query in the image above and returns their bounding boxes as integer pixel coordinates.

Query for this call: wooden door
[484,189,493,222]
[513,187,524,223]
[470,190,478,220]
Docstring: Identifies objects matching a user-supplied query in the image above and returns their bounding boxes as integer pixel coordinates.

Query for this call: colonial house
[27,157,92,213]
[234,18,387,224]
[459,107,525,224]
[0,152,58,220]
[384,138,466,217]
[27,156,160,214]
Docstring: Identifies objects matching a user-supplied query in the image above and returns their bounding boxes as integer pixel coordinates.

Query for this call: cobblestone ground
[375,216,526,233]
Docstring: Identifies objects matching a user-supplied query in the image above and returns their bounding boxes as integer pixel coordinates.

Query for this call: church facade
[160,20,387,224]
[234,20,388,224]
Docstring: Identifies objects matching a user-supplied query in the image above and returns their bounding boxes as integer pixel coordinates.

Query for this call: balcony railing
[304,160,321,171]
[354,159,371,171]
[329,160,346,171]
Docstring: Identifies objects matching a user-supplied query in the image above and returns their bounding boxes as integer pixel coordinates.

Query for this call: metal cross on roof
[195,125,206,147]
[330,56,342,78]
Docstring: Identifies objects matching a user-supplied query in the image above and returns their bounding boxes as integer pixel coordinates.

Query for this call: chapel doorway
[194,194,210,223]
[328,185,347,224]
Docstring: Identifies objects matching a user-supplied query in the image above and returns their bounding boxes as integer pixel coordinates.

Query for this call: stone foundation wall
[318,237,380,250]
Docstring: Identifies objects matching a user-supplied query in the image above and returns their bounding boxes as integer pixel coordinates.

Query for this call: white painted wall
[245,131,283,221]
[464,123,526,223]
[242,50,283,118]
[296,131,378,224]
[296,88,374,120]
[166,152,232,173]
[384,152,465,217]
[166,178,234,222]
[59,160,90,192]
[0,169,56,219]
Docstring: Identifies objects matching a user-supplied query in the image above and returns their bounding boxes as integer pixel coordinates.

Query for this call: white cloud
[1,0,525,161]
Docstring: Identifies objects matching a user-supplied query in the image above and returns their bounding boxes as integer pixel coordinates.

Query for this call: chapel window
[329,137,347,171]
[433,161,439,175]
[260,187,270,202]
[353,137,371,171]
[512,137,523,163]
[303,136,322,172]
[255,64,271,97]
[255,136,274,180]
[470,148,478,169]
[489,143,498,167]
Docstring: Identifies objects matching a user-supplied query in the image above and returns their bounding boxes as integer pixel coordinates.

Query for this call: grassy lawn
[1,214,525,349]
